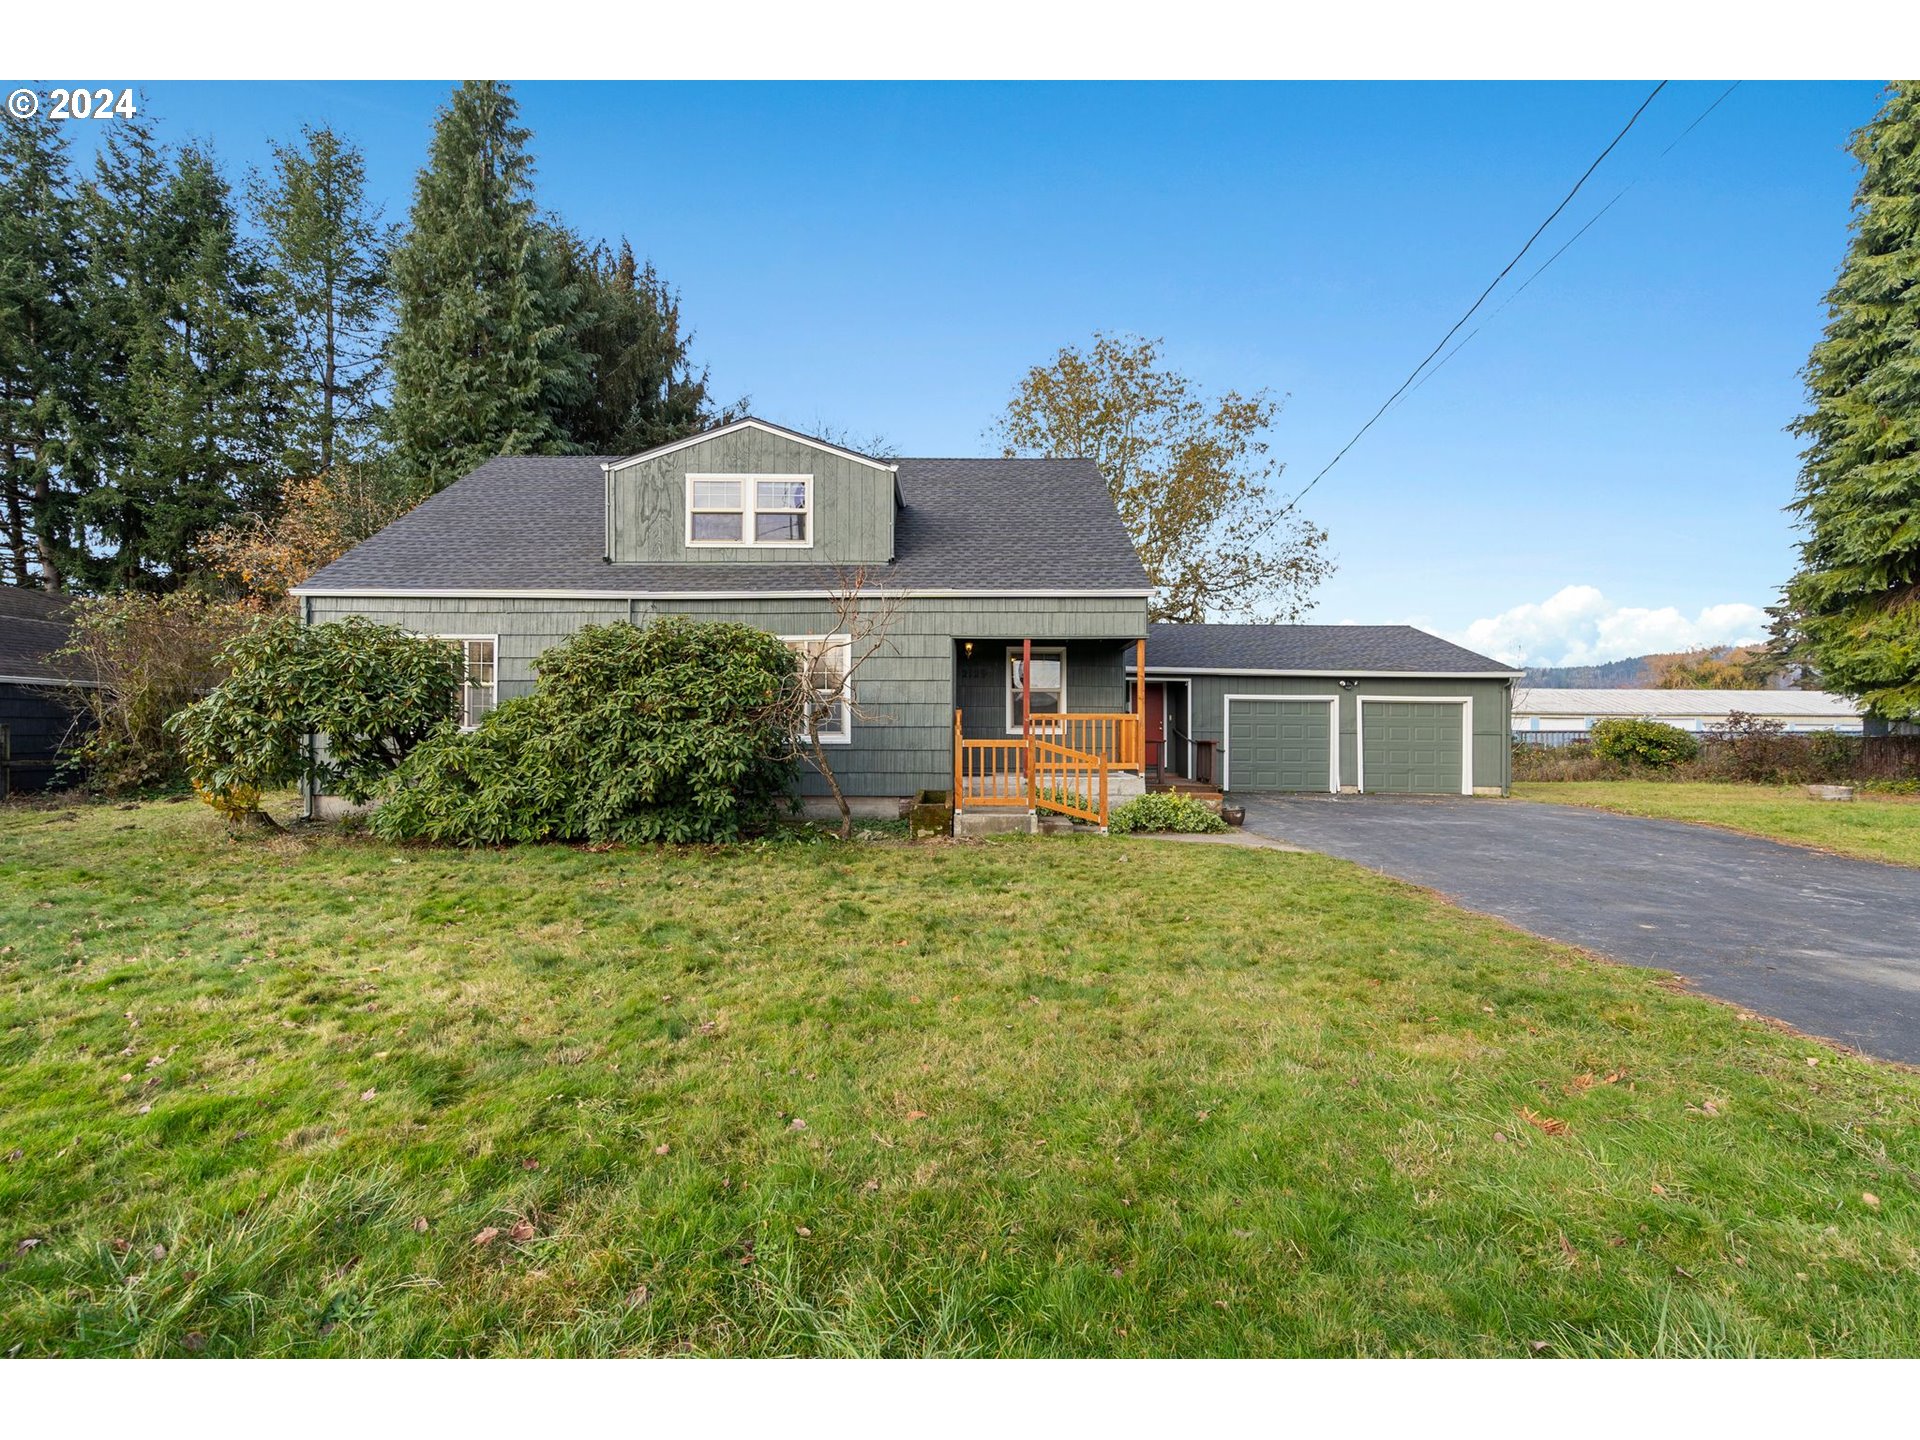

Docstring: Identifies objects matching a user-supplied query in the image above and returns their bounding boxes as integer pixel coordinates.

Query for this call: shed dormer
[603,417,899,566]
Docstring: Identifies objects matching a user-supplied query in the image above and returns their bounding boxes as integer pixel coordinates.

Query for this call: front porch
[952,637,1148,828]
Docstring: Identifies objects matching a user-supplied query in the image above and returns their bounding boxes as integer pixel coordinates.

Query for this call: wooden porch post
[1134,636,1146,769]
[1021,637,1033,806]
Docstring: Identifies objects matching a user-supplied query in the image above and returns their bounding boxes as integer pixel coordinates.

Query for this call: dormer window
[685,473,813,548]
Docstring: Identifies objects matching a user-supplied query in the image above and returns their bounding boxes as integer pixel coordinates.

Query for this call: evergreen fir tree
[250,125,393,476]
[0,110,85,589]
[387,81,586,488]
[66,114,171,590]
[1785,83,1920,721]
[552,234,733,454]
[75,133,289,589]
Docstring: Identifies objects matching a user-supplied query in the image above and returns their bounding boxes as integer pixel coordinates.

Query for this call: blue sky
[37,80,1889,663]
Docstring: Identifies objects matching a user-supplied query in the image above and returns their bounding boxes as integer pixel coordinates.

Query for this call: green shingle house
[295,417,1518,823]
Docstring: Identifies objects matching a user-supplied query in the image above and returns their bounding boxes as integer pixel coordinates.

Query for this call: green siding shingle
[307,593,1147,798]
[609,430,895,566]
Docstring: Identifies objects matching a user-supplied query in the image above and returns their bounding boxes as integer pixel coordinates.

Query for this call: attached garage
[1128,623,1520,797]
[1223,695,1336,793]
[1358,697,1468,795]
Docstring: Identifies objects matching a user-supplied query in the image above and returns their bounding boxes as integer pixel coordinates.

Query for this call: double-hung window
[437,636,497,729]
[1006,646,1066,733]
[686,474,813,547]
[784,633,852,744]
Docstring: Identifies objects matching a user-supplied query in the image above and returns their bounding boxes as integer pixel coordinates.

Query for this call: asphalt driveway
[1238,794,1920,1065]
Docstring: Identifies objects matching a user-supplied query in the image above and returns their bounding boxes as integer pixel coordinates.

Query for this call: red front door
[1145,683,1166,769]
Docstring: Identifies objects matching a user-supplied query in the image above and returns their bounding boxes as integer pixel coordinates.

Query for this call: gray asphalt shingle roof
[0,586,82,681]
[1138,622,1518,675]
[298,453,1151,594]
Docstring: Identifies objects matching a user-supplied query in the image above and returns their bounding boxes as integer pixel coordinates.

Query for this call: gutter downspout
[301,593,316,821]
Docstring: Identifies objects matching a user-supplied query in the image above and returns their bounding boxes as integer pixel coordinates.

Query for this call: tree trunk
[807,711,852,840]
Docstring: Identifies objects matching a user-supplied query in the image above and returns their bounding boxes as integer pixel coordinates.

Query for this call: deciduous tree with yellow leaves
[993,333,1331,623]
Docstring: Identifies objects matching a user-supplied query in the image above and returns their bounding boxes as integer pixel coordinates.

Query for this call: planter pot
[1220,804,1246,827]
[909,789,954,839]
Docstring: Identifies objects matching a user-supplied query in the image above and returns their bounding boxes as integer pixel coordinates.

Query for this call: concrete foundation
[798,794,911,820]
[953,810,1040,838]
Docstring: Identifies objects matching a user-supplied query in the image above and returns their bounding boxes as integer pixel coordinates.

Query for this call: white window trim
[783,632,853,745]
[685,472,815,549]
[1220,694,1340,794]
[433,633,499,731]
[1355,695,1474,796]
[1004,645,1068,735]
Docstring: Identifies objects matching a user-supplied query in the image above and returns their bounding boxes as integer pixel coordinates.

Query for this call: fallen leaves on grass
[1864,1193,1882,1209]
[1518,1107,1568,1137]
[1568,1070,1626,1093]
[472,1227,502,1247]
[412,1217,429,1234]
[508,1219,536,1243]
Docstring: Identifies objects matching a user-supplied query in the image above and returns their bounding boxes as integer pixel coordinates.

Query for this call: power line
[1262,80,1669,531]
[1385,81,1740,413]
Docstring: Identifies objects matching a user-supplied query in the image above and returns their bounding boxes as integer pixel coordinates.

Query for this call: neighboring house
[0,587,91,798]
[1512,688,1865,741]
[295,417,1519,823]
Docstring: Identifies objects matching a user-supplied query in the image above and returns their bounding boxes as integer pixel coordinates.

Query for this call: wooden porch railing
[953,710,1140,827]
[954,719,1030,808]
[1025,712,1142,770]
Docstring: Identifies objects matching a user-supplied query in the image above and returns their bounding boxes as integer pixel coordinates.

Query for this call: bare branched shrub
[56,593,254,793]
[780,567,905,839]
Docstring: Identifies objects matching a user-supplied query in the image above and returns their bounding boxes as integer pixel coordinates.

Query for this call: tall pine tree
[0,110,86,590]
[552,234,733,454]
[1785,83,1920,721]
[250,125,393,477]
[73,132,289,590]
[387,81,586,488]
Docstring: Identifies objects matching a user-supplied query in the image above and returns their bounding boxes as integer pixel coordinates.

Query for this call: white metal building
[1512,688,1864,737]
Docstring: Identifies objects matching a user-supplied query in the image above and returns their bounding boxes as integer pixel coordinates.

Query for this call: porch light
[963,641,974,659]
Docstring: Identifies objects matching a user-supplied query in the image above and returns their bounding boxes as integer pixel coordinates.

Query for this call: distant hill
[1521,646,1801,690]
[1521,655,1658,689]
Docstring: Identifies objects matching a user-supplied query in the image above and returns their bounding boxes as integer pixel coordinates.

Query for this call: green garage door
[1227,699,1332,792]
[1362,702,1464,794]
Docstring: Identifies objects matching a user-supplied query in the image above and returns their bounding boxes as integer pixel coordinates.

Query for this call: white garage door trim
[1356,695,1473,795]
[1221,694,1340,794]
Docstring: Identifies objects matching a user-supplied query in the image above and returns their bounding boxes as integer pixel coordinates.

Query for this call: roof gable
[602,417,899,476]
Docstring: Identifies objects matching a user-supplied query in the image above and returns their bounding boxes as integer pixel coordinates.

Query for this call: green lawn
[5,796,1920,1357]
[1514,781,1920,868]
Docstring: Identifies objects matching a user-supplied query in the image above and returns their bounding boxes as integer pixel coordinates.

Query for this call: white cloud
[1451,585,1769,668]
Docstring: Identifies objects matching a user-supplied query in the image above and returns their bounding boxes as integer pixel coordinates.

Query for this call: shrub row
[1514,713,1914,786]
